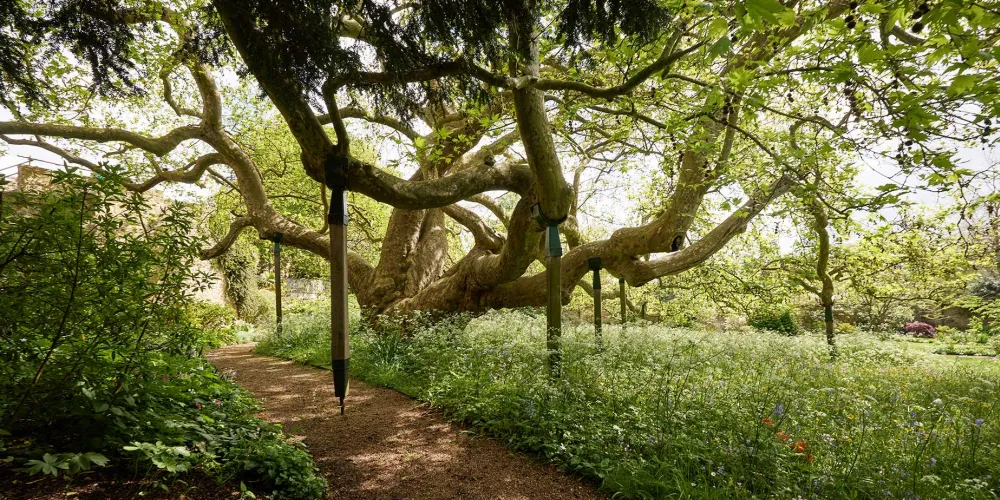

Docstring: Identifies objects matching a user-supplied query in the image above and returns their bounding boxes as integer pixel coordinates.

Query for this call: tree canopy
[2,0,999,315]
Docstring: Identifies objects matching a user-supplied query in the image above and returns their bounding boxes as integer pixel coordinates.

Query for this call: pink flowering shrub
[903,321,936,338]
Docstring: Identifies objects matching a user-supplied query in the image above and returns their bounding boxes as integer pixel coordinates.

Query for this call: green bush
[834,323,857,335]
[0,169,324,498]
[749,308,800,335]
[1,168,208,428]
[217,235,271,325]
[259,308,1000,499]
[242,289,276,327]
[186,301,239,351]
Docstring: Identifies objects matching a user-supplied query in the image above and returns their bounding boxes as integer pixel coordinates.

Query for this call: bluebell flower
[773,403,785,417]
[974,418,985,428]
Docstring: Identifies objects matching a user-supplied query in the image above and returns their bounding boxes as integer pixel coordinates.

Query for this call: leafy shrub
[903,321,937,338]
[186,301,239,351]
[749,308,799,335]
[242,289,276,327]
[0,168,208,429]
[969,274,1000,300]
[935,324,958,339]
[0,169,324,498]
[217,235,270,324]
[932,344,995,356]
[834,323,857,335]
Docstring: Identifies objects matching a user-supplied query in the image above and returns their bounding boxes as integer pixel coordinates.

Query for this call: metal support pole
[533,205,563,377]
[325,157,350,415]
[0,173,5,222]
[545,224,562,375]
[619,277,627,325]
[273,232,283,336]
[588,257,602,345]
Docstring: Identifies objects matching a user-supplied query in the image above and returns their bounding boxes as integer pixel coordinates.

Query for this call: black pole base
[333,358,350,414]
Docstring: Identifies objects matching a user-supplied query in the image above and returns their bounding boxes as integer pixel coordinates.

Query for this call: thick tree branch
[318,106,421,140]
[466,194,509,227]
[348,160,533,209]
[0,122,202,156]
[201,216,255,259]
[322,79,350,154]
[477,175,794,309]
[129,153,227,193]
[160,67,201,119]
[525,41,706,99]
[443,204,504,251]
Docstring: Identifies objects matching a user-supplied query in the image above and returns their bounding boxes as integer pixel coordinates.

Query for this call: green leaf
[710,37,733,58]
[857,45,882,65]
[84,452,109,467]
[745,0,789,23]
[947,74,977,96]
[860,3,888,14]
[708,17,730,38]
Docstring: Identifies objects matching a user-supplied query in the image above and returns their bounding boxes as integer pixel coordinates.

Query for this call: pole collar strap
[324,155,348,188]
[531,204,565,257]
[325,155,350,226]
[272,232,284,244]
[530,203,568,227]
[587,257,602,271]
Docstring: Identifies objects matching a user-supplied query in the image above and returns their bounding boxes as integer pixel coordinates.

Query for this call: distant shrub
[186,301,239,350]
[969,274,1000,300]
[750,308,799,336]
[834,323,857,335]
[935,324,957,339]
[903,321,936,338]
[217,235,266,323]
[244,289,276,327]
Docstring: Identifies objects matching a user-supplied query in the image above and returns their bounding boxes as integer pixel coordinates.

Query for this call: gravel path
[208,344,602,500]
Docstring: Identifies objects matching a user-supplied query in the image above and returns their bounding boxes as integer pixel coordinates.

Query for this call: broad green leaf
[947,74,977,96]
[745,0,788,24]
[710,37,732,58]
[84,453,109,467]
[857,45,882,65]
[708,17,729,38]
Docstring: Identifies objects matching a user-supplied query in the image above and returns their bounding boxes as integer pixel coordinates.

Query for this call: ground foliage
[259,308,1000,499]
[0,170,324,499]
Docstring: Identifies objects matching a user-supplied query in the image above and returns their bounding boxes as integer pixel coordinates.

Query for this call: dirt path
[208,344,602,500]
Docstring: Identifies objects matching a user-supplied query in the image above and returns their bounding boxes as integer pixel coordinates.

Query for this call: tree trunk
[811,201,836,358]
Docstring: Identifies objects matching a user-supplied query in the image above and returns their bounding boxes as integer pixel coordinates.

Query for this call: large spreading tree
[1,0,997,315]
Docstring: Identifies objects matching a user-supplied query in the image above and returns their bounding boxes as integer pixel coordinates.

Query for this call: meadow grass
[257,307,1000,499]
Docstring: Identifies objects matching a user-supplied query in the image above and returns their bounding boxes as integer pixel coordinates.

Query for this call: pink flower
[195,402,203,409]
[213,400,222,406]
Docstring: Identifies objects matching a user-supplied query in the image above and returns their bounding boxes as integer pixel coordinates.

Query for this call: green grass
[257,308,1000,499]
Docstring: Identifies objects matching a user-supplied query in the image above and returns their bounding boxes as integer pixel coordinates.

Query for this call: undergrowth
[258,307,1000,499]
